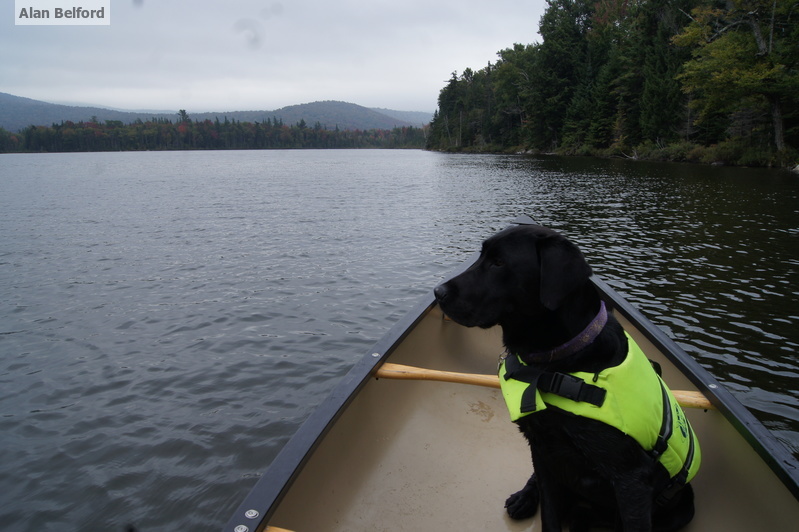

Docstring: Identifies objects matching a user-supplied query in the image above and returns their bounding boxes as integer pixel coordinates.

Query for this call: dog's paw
[504,488,539,519]
[504,480,540,520]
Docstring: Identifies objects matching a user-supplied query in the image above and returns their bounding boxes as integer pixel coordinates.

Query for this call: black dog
[434,224,697,531]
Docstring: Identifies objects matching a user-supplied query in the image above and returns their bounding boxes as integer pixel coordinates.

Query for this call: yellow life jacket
[498,332,700,491]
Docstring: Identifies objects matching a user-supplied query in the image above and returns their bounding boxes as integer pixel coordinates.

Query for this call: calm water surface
[1,150,797,530]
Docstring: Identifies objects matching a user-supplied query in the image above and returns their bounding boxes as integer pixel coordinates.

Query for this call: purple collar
[519,301,608,363]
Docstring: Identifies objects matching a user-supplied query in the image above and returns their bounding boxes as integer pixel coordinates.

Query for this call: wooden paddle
[375,363,714,410]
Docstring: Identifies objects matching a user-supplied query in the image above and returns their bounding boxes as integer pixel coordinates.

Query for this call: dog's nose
[433,284,449,302]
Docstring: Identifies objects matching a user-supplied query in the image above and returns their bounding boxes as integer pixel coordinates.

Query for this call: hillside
[0,93,169,133]
[370,108,433,127]
[189,101,429,131]
[0,93,432,133]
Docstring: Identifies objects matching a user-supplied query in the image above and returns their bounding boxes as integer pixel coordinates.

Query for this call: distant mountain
[0,93,432,133]
[189,101,429,130]
[370,108,433,127]
[0,92,170,133]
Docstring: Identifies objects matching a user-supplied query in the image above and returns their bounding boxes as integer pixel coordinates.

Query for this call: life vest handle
[375,363,714,410]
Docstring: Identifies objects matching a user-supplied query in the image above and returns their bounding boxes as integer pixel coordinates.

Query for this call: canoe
[223,217,799,532]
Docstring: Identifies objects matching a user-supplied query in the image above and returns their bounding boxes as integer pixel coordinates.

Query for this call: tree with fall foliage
[674,0,798,154]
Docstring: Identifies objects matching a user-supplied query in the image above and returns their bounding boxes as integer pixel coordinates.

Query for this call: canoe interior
[266,305,799,531]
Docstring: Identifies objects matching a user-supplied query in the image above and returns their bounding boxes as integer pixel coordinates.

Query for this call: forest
[427,0,799,167]
[0,114,427,153]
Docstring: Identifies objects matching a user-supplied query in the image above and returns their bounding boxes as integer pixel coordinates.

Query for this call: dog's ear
[537,236,593,310]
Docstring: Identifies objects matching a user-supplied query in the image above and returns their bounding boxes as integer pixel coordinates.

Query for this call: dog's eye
[490,257,505,268]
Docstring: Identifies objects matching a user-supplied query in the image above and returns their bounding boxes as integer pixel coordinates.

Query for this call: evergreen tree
[528,0,593,150]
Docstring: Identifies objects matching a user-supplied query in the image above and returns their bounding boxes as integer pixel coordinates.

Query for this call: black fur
[434,225,694,531]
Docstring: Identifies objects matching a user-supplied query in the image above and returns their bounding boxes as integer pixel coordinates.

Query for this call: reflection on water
[0,150,796,530]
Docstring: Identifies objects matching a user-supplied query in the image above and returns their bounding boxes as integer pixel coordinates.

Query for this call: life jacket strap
[652,378,698,506]
[503,354,607,414]
[657,428,697,506]
[503,355,546,413]
[650,380,673,460]
[539,372,607,408]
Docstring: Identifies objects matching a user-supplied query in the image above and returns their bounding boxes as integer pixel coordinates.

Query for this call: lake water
[1,150,797,530]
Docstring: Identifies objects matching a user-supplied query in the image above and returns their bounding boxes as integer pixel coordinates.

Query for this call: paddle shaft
[375,363,714,410]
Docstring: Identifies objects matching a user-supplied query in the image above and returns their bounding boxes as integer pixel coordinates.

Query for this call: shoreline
[429,143,799,171]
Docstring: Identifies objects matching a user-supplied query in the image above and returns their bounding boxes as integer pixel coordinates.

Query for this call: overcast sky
[2,0,545,113]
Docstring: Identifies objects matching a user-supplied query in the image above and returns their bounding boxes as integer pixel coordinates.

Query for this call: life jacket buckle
[544,373,607,407]
[549,373,581,401]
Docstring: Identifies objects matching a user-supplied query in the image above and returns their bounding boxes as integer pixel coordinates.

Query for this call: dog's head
[434,225,592,330]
